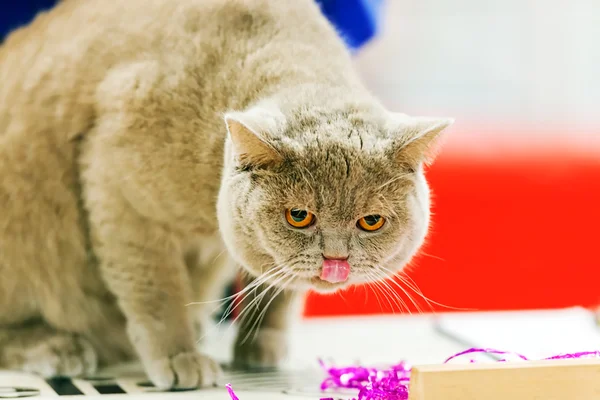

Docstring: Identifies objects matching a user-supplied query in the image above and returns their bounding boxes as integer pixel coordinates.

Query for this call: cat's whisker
[196,266,288,343]
[388,273,423,314]
[188,264,274,307]
[230,257,296,312]
[419,251,446,262]
[211,250,227,265]
[375,272,410,314]
[399,273,436,306]
[337,285,349,306]
[236,272,291,344]
[367,282,384,311]
[187,291,243,307]
[379,265,467,312]
[232,265,290,328]
[253,274,295,339]
[365,270,396,313]
[220,266,287,325]
[246,275,295,344]
[212,267,282,328]
[188,263,280,307]
[372,269,413,314]
[371,278,399,313]
[236,278,279,330]
[394,273,436,313]
[398,272,472,311]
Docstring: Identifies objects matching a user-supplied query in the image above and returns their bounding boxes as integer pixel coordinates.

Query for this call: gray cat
[0,0,452,389]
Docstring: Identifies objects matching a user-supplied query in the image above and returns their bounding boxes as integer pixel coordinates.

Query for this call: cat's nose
[320,257,350,283]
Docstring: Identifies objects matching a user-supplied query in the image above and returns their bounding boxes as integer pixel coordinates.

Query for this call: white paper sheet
[434,307,600,360]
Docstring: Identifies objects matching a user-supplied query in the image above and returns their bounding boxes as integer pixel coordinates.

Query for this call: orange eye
[357,215,385,231]
[285,208,315,228]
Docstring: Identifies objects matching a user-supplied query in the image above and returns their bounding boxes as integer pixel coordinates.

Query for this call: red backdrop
[304,147,600,317]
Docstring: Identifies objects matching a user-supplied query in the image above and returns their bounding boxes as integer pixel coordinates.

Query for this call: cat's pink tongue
[320,259,350,283]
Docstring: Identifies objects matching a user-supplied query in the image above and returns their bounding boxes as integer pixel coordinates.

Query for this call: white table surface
[1,308,598,399]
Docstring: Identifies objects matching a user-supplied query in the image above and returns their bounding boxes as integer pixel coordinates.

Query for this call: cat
[0,0,452,390]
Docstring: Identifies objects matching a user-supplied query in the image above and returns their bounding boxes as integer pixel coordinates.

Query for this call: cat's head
[217,99,452,293]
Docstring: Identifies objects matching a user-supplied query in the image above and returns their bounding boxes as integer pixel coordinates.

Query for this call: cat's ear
[387,113,454,167]
[224,109,284,169]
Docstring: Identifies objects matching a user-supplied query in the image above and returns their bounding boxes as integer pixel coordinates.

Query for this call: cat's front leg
[87,194,220,389]
[232,277,300,370]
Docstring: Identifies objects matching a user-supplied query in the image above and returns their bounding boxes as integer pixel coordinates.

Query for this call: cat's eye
[285,208,315,228]
[357,215,385,231]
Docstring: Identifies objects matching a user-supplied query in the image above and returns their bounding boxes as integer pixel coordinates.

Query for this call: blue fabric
[0,0,60,41]
[315,0,383,50]
[1,1,382,49]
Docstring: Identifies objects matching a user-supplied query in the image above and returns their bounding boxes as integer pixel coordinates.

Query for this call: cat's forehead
[271,143,412,217]
[282,105,390,145]
[295,142,388,182]
[253,107,416,215]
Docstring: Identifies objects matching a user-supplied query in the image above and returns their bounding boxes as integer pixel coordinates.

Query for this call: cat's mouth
[276,257,355,292]
[282,257,353,292]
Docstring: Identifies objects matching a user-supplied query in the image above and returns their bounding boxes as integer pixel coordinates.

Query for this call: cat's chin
[305,276,352,293]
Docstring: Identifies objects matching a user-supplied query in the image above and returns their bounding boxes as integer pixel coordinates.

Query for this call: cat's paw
[18,335,98,378]
[233,328,288,370]
[145,351,221,390]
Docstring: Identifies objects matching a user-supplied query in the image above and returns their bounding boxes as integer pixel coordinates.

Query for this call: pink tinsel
[225,383,239,400]
[319,358,411,400]
[225,348,600,400]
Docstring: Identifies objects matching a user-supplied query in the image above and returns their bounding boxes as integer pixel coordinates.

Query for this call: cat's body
[0,0,451,389]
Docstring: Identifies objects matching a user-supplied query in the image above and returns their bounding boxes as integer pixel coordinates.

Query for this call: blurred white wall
[353,0,600,148]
